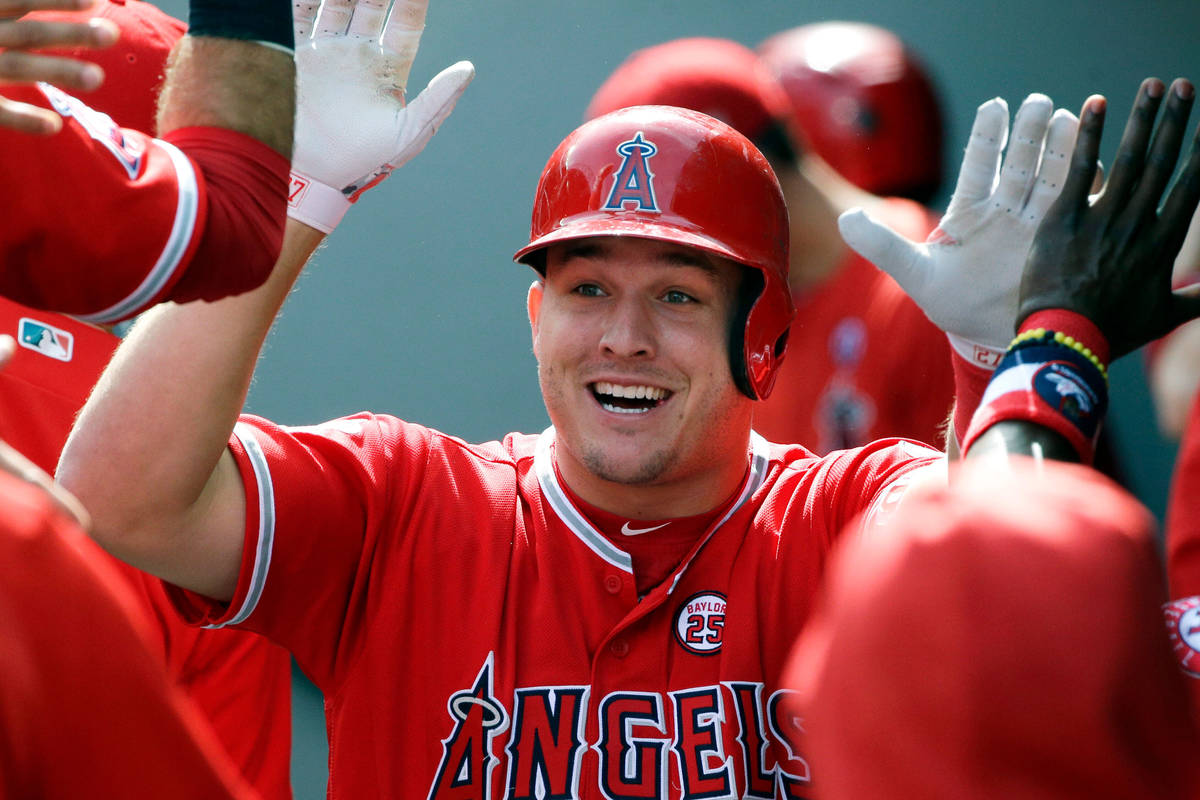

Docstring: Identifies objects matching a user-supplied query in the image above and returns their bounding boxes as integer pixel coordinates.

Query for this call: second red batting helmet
[758,22,945,202]
[514,106,794,400]
[585,37,799,167]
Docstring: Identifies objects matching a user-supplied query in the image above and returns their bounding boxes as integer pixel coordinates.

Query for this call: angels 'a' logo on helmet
[603,132,661,213]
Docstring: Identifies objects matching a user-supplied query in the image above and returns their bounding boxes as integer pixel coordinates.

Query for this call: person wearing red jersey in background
[783,458,1199,799]
[1165,390,1200,728]
[760,21,1136,482]
[0,0,293,324]
[0,335,261,800]
[1157,207,1200,727]
[1147,205,1200,438]
[586,37,955,454]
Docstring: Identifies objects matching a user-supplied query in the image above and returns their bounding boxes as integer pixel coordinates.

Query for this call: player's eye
[572,283,607,298]
[662,289,697,304]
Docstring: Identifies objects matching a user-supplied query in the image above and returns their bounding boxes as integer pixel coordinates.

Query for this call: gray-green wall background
[153,1,1200,796]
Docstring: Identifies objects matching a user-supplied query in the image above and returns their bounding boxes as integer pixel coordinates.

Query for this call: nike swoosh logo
[621,522,670,536]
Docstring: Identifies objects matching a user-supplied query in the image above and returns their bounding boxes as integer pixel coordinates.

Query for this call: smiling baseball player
[57,1,1200,794]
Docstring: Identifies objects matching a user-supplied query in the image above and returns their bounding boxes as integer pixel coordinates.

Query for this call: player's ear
[527,280,544,347]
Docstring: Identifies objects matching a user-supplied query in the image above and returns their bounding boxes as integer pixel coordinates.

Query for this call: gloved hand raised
[1020,78,1200,359]
[288,0,474,233]
[839,94,1078,368]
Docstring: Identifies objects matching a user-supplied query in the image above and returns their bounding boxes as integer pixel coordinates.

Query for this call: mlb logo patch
[18,317,73,362]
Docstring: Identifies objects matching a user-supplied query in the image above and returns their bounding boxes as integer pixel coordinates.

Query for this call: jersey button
[604,574,623,594]
[609,638,630,658]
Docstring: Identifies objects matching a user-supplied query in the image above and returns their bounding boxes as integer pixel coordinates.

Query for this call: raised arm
[966,78,1200,461]
[838,93,1080,451]
[57,0,472,601]
[0,0,296,321]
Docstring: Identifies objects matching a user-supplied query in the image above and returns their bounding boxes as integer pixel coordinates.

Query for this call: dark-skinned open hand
[1019,78,1200,359]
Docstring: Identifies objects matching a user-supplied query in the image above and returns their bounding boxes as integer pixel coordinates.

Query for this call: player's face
[529,236,754,505]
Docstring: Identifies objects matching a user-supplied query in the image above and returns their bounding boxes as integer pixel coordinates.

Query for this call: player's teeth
[600,402,651,414]
[594,382,666,400]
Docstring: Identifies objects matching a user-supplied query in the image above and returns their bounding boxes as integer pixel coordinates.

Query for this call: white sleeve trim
[75,138,200,324]
[206,422,277,628]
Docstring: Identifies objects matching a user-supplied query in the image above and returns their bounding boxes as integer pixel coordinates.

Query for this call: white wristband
[946,332,1006,370]
[287,170,351,234]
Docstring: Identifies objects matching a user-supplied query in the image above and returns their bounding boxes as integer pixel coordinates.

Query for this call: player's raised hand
[288,0,474,233]
[0,0,118,134]
[1020,78,1200,359]
[839,94,1079,367]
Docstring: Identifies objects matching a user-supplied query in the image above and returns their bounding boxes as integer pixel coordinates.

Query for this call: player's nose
[599,296,656,359]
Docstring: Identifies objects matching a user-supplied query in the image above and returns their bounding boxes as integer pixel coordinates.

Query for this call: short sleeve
[163,412,439,690]
[0,84,204,322]
[805,438,946,542]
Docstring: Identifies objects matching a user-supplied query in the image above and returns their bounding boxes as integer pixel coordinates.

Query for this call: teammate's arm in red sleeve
[59,220,327,602]
[0,33,292,321]
[153,34,294,306]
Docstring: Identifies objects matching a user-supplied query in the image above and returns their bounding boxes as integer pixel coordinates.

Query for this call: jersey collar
[534,427,771,587]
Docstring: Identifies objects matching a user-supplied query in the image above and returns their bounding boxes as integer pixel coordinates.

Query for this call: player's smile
[589,381,672,414]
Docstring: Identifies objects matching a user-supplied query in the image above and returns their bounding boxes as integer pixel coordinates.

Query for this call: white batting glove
[288,0,475,233]
[838,94,1079,368]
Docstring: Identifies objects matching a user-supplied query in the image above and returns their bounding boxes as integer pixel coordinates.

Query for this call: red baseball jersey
[167,413,941,798]
[1166,389,1200,724]
[0,83,204,323]
[785,459,1198,798]
[0,469,257,800]
[0,298,294,800]
[752,198,954,453]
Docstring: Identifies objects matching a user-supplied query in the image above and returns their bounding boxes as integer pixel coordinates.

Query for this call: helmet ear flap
[729,268,765,399]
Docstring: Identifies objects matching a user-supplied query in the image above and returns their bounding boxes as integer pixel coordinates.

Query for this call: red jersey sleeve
[0,471,256,800]
[0,84,206,322]
[1165,389,1200,717]
[783,437,945,541]
[0,84,288,322]
[165,413,443,689]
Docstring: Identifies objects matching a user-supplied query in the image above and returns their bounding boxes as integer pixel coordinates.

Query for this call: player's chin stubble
[538,363,674,486]
[580,443,674,486]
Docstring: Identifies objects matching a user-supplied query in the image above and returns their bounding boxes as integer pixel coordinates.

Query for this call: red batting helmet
[514,105,794,400]
[27,0,186,133]
[758,22,944,202]
[585,37,798,165]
